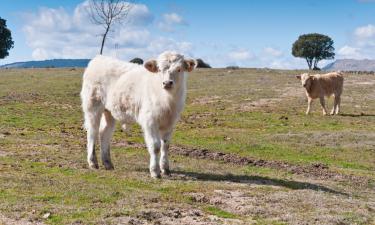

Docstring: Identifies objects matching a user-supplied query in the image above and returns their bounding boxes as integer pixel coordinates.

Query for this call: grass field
[0,67,374,224]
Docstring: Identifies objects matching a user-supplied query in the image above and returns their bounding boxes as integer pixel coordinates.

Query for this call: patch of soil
[270,131,375,150]
[0,92,40,104]
[187,189,374,225]
[191,95,232,105]
[0,150,10,157]
[171,146,335,180]
[110,208,246,225]
[235,86,303,112]
[182,112,216,122]
[119,141,368,184]
[0,214,45,225]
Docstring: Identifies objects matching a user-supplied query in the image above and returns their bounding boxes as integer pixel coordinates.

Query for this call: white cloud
[228,50,254,61]
[337,45,362,59]
[31,48,49,60]
[262,47,283,57]
[126,4,154,26]
[164,13,185,24]
[268,57,307,70]
[158,12,188,32]
[336,24,375,59]
[22,1,193,61]
[354,24,375,39]
[200,45,308,69]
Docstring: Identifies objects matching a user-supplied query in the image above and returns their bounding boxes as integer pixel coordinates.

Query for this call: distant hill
[323,59,375,72]
[0,59,90,69]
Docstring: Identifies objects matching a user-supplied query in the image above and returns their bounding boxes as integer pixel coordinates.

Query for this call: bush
[226,66,240,70]
[196,59,211,68]
[130,58,144,65]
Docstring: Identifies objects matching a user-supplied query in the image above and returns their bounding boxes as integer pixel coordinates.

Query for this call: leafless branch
[87,0,134,54]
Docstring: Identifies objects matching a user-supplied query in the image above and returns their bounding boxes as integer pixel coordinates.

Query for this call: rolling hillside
[323,59,375,71]
[0,59,90,68]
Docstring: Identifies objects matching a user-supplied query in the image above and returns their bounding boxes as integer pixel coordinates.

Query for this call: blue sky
[1,0,375,68]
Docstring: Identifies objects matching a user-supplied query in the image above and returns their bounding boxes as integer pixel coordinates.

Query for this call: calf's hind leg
[319,96,328,115]
[84,107,104,169]
[335,96,341,115]
[99,110,116,170]
[330,95,337,115]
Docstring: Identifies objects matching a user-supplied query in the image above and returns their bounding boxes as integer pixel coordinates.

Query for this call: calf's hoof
[88,162,99,169]
[161,169,171,176]
[150,168,161,179]
[103,162,114,170]
[150,172,161,179]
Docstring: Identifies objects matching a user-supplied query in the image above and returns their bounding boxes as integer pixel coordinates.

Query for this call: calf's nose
[163,80,174,88]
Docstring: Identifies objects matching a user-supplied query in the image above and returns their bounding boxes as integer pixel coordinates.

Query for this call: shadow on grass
[340,113,375,117]
[172,170,348,196]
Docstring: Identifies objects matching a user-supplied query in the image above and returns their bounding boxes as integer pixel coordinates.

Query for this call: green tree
[0,17,14,59]
[292,33,334,70]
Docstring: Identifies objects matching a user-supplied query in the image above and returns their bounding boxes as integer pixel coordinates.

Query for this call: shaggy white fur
[80,51,197,178]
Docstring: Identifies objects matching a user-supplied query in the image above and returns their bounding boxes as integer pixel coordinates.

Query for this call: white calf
[80,52,196,178]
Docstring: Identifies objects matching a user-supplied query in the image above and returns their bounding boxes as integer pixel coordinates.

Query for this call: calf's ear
[145,60,158,73]
[184,59,197,72]
[295,75,301,80]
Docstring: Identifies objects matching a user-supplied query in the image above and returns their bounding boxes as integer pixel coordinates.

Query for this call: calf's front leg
[160,131,172,176]
[143,125,161,178]
[306,97,312,115]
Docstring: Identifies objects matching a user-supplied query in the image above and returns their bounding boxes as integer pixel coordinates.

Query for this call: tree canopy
[0,17,14,59]
[292,33,335,70]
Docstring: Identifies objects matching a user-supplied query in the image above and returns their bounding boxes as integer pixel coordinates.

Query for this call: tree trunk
[313,59,319,69]
[306,58,312,70]
[99,26,110,55]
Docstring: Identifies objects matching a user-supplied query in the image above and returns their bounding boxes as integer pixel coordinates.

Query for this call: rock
[42,212,51,219]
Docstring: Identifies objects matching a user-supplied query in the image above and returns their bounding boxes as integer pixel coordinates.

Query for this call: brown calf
[296,72,344,115]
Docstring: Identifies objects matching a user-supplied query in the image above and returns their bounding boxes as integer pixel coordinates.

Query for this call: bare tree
[87,0,133,54]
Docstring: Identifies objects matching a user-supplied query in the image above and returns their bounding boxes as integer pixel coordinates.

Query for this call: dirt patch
[0,214,45,225]
[0,150,10,157]
[0,92,40,104]
[345,78,375,87]
[115,141,368,184]
[182,112,216,124]
[41,101,74,110]
[270,131,375,150]
[187,189,374,225]
[109,208,246,225]
[170,145,363,183]
[191,95,232,105]
[235,86,302,111]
